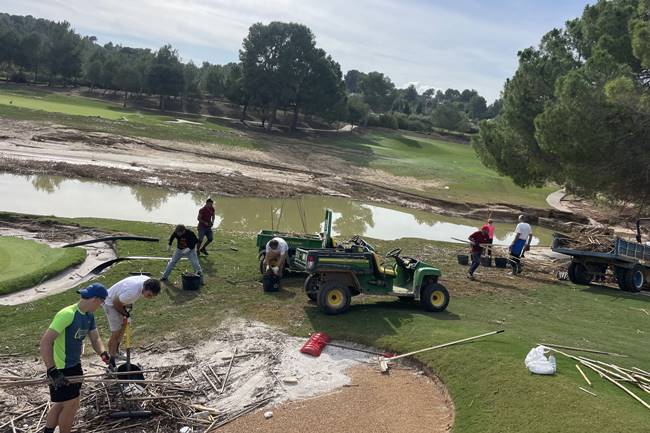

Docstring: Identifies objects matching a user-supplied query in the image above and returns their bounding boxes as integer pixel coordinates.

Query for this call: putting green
[0,236,86,295]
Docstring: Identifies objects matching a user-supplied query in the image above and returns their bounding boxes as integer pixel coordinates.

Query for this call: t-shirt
[105,275,149,307]
[468,231,490,253]
[487,224,495,240]
[49,303,96,369]
[266,237,288,255]
[168,229,199,250]
[198,206,215,228]
[515,222,532,242]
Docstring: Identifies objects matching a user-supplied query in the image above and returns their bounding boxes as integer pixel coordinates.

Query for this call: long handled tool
[379,330,504,372]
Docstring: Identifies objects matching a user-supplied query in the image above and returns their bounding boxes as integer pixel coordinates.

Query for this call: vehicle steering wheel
[385,248,402,258]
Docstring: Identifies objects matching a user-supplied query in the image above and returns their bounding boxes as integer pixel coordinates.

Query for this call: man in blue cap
[40,283,110,433]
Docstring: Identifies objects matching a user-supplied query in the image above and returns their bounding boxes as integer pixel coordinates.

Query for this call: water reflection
[129,186,174,211]
[32,175,63,193]
[0,173,552,244]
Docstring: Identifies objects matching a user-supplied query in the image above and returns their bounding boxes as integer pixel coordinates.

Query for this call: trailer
[255,208,334,274]
[551,220,650,292]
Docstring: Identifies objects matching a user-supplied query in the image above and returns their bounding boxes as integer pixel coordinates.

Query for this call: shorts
[102,304,125,332]
[49,364,83,402]
[197,226,213,243]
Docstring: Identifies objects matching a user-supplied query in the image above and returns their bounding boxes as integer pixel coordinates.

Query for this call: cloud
[1,0,590,101]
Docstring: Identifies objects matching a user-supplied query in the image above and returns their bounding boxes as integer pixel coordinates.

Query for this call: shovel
[116,312,145,382]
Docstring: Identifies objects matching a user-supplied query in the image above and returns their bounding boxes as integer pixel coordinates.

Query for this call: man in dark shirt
[467,226,490,280]
[161,224,202,282]
[197,198,215,255]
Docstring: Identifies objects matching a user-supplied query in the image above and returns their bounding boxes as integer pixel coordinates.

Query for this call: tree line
[0,13,499,132]
[472,0,650,207]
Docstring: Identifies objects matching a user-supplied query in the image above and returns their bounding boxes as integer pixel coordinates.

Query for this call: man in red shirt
[467,226,490,280]
[197,198,215,255]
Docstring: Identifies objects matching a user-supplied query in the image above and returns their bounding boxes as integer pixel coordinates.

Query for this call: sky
[0,0,594,102]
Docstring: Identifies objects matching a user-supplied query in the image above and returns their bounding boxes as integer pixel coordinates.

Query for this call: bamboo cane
[576,364,592,387]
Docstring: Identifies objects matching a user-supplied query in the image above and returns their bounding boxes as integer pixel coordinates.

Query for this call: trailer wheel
[568,262,593,285]
[318,284,351,315]
[623,265,645,293]
[614,266,627,290]
[304,274,320,301]
[420,283,450,312]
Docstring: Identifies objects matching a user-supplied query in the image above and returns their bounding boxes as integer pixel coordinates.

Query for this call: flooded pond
[0,173,551,245]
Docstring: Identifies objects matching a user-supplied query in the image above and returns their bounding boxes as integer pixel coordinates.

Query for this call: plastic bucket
[494,257,508,268]
[480,257,492,267]
[263,274,281,292]
[181,273,201,291]
[300,332,331,357]
[457,254,469,266]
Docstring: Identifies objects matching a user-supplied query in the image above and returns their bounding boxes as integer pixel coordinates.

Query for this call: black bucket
[116,363,145,382]
[494,257,508,268]
[181,273,201,291]
[457,254,469,266]
[480,257,492,267]
[263,274,281,292]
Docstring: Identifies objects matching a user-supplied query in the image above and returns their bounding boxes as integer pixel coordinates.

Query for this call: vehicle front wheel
[318,284,351,315]
[420,283,450,312]
[304,274,320,301]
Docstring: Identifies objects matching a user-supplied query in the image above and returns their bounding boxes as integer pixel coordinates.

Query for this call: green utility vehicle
[294,236,450,315]
[256,208,334,274]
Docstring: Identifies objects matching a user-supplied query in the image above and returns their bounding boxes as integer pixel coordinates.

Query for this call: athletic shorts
[49,364,83,402]
[197,226,213,243]
[102,304,125,332]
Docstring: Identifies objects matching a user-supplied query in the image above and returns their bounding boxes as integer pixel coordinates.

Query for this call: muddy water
[0,173,550,245]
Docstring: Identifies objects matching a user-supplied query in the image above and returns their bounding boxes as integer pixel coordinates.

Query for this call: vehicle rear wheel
[318,284,351,315]
[567,262,593,285]
[623,265,645,293]
[304,274,320,301]
[420,283,450,312]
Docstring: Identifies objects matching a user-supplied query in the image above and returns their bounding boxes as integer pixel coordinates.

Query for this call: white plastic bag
[525,345,556,375]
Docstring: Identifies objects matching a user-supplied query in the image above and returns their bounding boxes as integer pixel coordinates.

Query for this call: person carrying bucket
[509,215,533,274]
[263,237,288,276]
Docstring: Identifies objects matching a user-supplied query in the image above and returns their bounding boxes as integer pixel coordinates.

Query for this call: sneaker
[160,276,168,282]
[467,273,475,281]
[200,248,209,256]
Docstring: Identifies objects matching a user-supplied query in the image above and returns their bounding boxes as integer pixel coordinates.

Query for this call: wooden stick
[539,343,627,357]
[220,347,237,394]
[599,371,650,411]
[579,386,597,397]
[0,402,48,430]
[124,395,185,401]
[201,369,219,393]
[576,364,592,387]
[208,364,222,386]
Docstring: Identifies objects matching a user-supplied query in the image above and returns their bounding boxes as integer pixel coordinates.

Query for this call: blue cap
[77,283,108,299]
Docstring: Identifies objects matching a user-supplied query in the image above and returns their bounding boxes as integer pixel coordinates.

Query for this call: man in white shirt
[102,275,161,365]
[509,215,533,274]
[263,237,289,275]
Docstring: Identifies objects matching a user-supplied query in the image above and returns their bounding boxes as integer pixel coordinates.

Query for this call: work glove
[122,310,130,318]
[100,351,110,364]
[47,367,69,389]
[107,356,117,371]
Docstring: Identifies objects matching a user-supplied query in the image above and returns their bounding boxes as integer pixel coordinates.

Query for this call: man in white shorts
[102,275,161,366]
[263,237,289,275]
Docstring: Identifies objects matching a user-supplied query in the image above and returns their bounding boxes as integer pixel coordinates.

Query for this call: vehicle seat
[372,253,397,277]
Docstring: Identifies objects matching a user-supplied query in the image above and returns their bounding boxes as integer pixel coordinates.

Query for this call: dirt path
[0,119,586,229]
[219,366,453,433]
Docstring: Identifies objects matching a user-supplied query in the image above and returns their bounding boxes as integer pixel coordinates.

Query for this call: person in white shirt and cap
[263,237,289,276]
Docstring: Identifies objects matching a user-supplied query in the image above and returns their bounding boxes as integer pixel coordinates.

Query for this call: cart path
[218,365,454,433]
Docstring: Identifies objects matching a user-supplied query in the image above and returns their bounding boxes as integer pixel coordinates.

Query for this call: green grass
[317,131,554,207]
[0,86,256,148]
[1,214,648,433]
[0,84,552,207]
[0,236,86,295]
